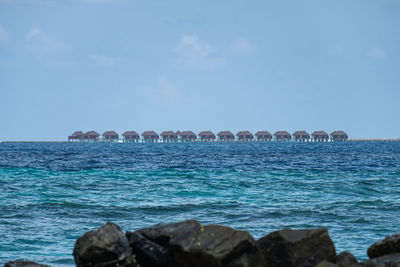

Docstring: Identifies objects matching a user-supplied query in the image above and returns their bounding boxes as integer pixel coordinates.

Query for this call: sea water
[0,142,399,266]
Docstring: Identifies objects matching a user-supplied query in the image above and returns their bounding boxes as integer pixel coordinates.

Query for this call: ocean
[0,142,399,266]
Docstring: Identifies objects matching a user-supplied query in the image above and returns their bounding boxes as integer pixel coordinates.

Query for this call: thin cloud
[171,34,226,69]
[328,44,344,55]
[177,34,213,57]
[0,25,8,45]
[27,28,41,38]
[171,35,255,69]
[158,76,181,104]
[139,76,198,108]
[0,0,58,5]
[83,0,127,3]
[368,48,386,60]
[171,34,225,69]
[229,38,254,56]
[89,54,121,67]
[0,0,126,3]
[26,27,69,55]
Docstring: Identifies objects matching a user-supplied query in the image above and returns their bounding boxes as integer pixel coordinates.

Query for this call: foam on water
[0,142,399,266]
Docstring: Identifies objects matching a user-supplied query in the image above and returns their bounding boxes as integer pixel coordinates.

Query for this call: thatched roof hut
[255,131,272,141]
[84,131,100,140]
[312,131,329,141]
[217,131,235,141]
[330,131,348,141]
[179,131,197,141]
[122,131,140,140]
[274,131,291,141]
[68,131,84,141]
[103,131,119,140]
[142,131,159,142]
[161,131,178,141]
[198,131,216,141]
[293,131,310,141]
[237,131,254,141]
[72,131,84,137]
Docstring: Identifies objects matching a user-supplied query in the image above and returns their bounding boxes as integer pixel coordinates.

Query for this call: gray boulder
[337,251,358,267]
[128,219,266,267]
[135,219,201,248]
[257,228,336,267]
[368,233,400,259]
[126,231,168,267]
[355,252,400,266]
[3,261,49,267]
[178,224,266,267]
[73,222,134,267]
[315,261,337,267]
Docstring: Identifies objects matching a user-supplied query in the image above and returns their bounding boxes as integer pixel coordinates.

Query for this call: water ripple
[0,142,400,266]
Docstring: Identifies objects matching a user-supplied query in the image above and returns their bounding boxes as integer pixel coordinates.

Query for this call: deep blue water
[0,142,399,266]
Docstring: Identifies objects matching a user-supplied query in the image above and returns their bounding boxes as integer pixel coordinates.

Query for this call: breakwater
[4,220,400,267]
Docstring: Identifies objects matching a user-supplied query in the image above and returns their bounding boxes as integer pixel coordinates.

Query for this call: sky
[0,0,399,140]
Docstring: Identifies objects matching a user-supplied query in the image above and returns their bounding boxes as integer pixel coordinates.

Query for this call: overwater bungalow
[103,131,119,141]
[274,131,291,141]
[237,131,254,141]
[161,131,178,142]
[122,131,140,142]
[142,131,159,142]
[293,131,310,142]
[83,131,100,141]
[255,131,272,141]
[331,131,348,141]
[218,131,235,141]
[312,131,329,142]
[68,131,84,141]
[198,131,216,141]
[179,131,197,142]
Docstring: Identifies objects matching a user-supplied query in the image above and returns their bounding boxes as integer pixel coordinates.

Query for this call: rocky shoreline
[4,220,400,267]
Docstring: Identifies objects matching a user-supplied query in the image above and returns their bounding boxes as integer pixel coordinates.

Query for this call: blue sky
[0,0,399,140]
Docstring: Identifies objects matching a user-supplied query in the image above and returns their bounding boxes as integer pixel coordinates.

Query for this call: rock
[306,252,357,267]
[128,219,266,267]
[367,233,400,259]
[135,219,201,248]
[355,252,400,266]
[127,220,201,267]
[337,251,357,267]
[126,231,168,267]
[315,261,337,267]
[73,222,134,267]
[179,224,266,267]
[257,228,336,267]
[3,261,50,267]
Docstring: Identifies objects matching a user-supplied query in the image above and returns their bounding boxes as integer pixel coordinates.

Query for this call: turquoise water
[0,142,399,266]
